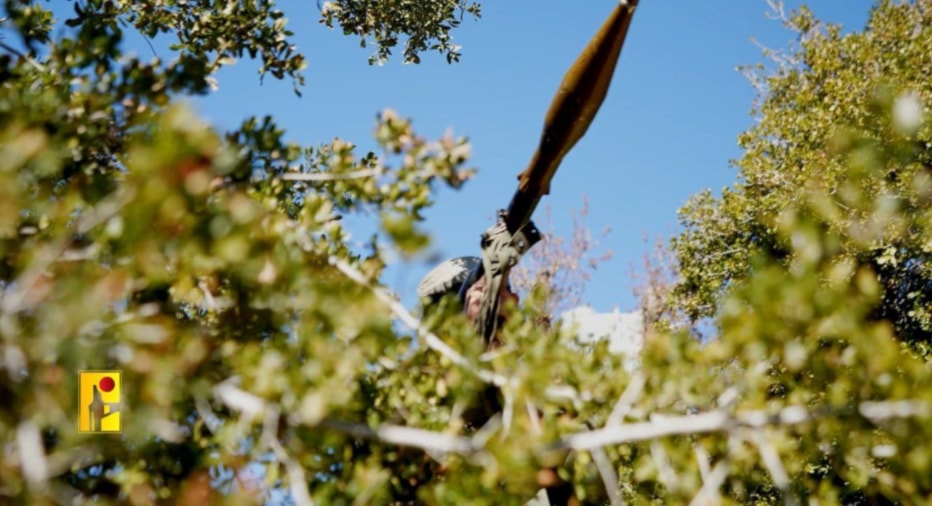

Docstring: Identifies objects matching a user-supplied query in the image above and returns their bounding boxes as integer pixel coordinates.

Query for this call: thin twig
[765,0,788,23]
[591,446,624,506]
[689,460,729,506]
[282,168,379,182]
[0,40,46,71]
[1,189,133,314]
[262,407,315,506]
[606,372,645,426]
[329,257,507,386]
[694,444,712,482]
[751,430,797,506]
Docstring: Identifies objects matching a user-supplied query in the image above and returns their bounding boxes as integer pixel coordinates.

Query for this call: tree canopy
[672,0,932,355]
[1,0,931,505]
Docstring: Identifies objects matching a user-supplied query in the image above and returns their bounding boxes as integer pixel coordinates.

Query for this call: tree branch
[320,418,480,455]
[328,256,509,387]
[327,256,585,403]
[550,401,928,452]
[591,446,624,506]
[215,381,482,457]
[262,406,315,506]
[281,168,379,181]
[1,189,132,314]
[751,430,797,506]
[214,375,930,499]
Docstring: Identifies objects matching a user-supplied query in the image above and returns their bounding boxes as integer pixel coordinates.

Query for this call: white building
[559,306,644,370]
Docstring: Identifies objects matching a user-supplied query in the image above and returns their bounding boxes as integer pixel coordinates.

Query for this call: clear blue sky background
[147,1,874,312]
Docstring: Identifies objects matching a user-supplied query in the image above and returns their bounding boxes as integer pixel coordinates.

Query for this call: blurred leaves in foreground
[0,0,931,505]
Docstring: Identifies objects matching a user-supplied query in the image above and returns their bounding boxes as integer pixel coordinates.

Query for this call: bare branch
[651,440,679,492]
[1,189,132,314]
[607,372,645,426]
[591,446,624,506]
[694,444,712,482]
[329,257,508,387]
[510,196,613,315]
[320,418,479,456]
[215,381,481,457]
[551,401,929,452]
[213,378,929,504]
[281,167,379,181]
[0,40,46,71]
[751,430,797,506]
[262,406,315,506]
[689,460,729,506]
[556,410,732,452]
[765,0,788,23]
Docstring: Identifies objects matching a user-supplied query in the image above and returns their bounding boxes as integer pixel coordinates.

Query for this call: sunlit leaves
[672,0,932,349]
[664,1,932,503]
[320,0,482,65]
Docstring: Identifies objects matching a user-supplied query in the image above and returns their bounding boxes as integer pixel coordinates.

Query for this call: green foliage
[672,0,932,351]
[664,1,932,503]
[320,0,482,65]
[2,0,931,505]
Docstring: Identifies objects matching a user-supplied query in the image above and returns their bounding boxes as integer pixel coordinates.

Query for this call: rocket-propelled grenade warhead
[474,1,640,343]
[506,0,638,233]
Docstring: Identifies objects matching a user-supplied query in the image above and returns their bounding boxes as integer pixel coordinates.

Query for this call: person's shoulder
[417,256,481,300]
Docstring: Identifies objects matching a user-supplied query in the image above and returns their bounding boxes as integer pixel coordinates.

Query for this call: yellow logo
[78,371,122,433]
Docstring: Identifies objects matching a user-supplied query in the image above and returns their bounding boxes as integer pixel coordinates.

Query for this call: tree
[671,0,932,355]
[2,1,931,505]
[663,0,932,502]
[0,0,487,503]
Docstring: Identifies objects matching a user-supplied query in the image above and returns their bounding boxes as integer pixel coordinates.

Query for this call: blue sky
[172,1,873,312]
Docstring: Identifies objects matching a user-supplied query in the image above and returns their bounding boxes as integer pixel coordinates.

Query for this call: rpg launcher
[466,1,640,344]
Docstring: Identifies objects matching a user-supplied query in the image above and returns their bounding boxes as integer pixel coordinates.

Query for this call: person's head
[463,274,518,326]
[417,256,519,324]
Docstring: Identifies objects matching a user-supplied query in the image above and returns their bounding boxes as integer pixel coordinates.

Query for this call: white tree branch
[551,401,928,452]
[751,430,797,506]
[282,168,379,181]
[214,376,930,502]
[329,257,510,387]
[320,418,479,455]
[650,439,678,492]
[607,372,645,426]
[591,446,624,506]
[689,460,729,506]
[262,406,315,506]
